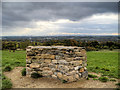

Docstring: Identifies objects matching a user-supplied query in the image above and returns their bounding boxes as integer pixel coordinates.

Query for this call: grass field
[87,50,118,78]
[2,50,26,69]
[2,50,119,78]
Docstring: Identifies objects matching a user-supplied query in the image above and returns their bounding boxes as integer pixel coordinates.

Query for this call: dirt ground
[4,67,118,88]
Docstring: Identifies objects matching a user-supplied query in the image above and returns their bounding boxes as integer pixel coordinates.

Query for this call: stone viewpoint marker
[26,46,88,82]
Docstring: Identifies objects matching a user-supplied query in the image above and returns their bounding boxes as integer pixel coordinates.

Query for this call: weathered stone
[51,68,56,72]
[30,63,40,68]
[40,63,48,67]
[68,76,76,82]
[75,52,85,57]
[84,67,87,71]
[38,71,42,75]
[65,58,73,62]
[55,65,58,68]
[57,72,63,79]
[80,57,86,60]
[52,75,57,79]
[74,74,79,80]
[26,49,32,52]
[48,63,55,68]
[58,60,68,65]
[35,56,42,59]
[52,60,58,64]
[55,55,61,60]
[79,68,84,72]
[44,59,51,63]
[26,56,32,59]
[40,54,55,59]
[70,61,82,66]
[66,71,76,76]
[58,65,69,72]
[31,59,39,63]
[33,68,41,71]
[27,51,36,56]
[62,75,69,81]
[30,71,37,75]
[74,66,82,70]
[42,67,51,71]
[26,59,32,64]
[26,67,31,75]
[78,73,82,77]
[26,64,30,67]
[58,53,64,57]
[81,71,88,78]
[42,70,53,76]
[80,49,86,55]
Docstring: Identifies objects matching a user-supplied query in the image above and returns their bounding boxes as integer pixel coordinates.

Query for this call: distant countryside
[1,36,119,89]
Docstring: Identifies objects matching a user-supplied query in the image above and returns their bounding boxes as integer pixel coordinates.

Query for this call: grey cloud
[2,2,118,28]
[56,23,117,34]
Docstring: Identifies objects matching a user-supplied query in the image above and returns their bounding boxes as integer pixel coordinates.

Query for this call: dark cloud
[2,2,118,28]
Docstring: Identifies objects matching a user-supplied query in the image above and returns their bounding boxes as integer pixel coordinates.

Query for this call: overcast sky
[2,2,118,36]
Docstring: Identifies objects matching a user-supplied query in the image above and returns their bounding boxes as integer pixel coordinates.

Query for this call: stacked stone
[26,46,88,82]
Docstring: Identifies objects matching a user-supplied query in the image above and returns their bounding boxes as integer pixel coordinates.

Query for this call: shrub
[95,66,100,69]
[4,64,12,72]
[2,79,12,89]
[86,77,89,80]
[2,74,6,80]
[116,83,120,86]
[103,46,109,49]
[110,79,116,82]
[31,72,42,78]
[109,47,113,51]
[86,46,97,51]
[2,74,12,90]
[88,74,98,78]
[62,80,68,83]
[98,77,109,82]
[21,68,26,76]
[101,68,110,71]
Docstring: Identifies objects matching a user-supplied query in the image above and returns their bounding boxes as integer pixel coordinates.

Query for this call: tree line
[2,39,120,51]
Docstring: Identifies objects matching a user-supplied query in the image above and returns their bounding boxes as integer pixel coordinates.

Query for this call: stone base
[26,46,88,82]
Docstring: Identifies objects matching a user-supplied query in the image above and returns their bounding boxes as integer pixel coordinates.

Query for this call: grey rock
[74,66,82,70]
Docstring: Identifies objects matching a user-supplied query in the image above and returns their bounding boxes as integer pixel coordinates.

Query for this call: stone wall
[26,46,88,82]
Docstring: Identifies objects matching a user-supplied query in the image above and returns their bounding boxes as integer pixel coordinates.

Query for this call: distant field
[2,50,118,78]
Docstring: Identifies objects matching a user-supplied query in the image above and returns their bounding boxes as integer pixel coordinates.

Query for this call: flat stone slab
[27,46,85,49]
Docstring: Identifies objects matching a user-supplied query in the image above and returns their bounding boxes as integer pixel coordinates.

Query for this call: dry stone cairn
[26,46,88,82]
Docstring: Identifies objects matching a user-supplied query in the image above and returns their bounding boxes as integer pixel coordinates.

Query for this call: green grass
[87,50,118,78]
[98,76,109,82]
[2,50,26,69]
[2,74,12,90]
